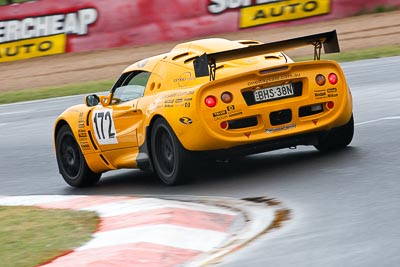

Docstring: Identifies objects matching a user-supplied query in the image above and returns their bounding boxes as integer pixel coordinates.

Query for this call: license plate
[254,83,294,102]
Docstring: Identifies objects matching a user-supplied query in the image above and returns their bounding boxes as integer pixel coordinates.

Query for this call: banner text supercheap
[208,0,331,28]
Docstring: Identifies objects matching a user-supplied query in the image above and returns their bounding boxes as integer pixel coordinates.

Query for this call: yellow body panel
[55,37,353,175]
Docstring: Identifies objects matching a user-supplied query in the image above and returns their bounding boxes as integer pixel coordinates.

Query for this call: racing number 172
[93,111,115,140]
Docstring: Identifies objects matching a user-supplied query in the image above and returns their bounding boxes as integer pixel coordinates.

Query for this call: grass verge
[0,46,399,105]
[0,206,99,267]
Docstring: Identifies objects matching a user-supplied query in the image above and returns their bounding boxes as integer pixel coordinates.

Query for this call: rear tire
[150,118,190,185]
[315,114,354,152]
[56,125,101,187]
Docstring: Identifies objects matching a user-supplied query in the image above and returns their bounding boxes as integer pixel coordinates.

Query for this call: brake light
[220,121,228,129]
[205,95,217,107]
[328,73,338,85]
[315,74,326,86]
[221,92,233,103]
[326,101,335,109]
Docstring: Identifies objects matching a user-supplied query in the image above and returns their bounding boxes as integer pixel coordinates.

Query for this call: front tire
[315,114,354,152]
[150,118,190,185]
[56,125,101,187]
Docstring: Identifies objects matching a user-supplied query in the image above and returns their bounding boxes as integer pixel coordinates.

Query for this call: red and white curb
[0,195,277,267]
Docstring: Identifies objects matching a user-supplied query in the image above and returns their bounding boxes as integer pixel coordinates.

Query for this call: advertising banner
[0,34,65,62]
[0,0,399,63]
[238,0,331,28]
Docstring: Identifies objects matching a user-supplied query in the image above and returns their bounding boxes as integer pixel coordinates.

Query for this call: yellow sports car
[54,30,353,187]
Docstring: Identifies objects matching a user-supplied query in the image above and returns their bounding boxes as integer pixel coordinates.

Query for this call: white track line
[356,116,400,126]
[0,110,33,116]
[82,197,237,217]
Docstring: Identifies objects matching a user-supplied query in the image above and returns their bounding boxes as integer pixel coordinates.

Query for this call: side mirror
[84,94,100,107]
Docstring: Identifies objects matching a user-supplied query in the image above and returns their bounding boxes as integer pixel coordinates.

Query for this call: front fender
[54,104,97,154]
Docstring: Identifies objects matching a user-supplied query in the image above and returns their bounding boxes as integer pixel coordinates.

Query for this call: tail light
[205,95,217,107]
[328,73,338,85]
[326,101,335,109]
[220,121,228,129]
[315,74,326,86]
[221,92,233,103]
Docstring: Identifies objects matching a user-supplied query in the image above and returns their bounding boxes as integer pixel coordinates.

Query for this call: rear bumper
[202,131,320,158]
[182,61,353,151]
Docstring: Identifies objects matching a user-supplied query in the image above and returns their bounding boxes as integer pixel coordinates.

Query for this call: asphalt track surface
[1,57,400,266]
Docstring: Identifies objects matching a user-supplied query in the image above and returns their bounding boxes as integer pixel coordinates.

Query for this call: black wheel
[150,118,190,185]
[56,125,101,187]
[315,114,354,152]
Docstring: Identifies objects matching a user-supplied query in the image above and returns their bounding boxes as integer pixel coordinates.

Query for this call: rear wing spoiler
[193,30,340,80]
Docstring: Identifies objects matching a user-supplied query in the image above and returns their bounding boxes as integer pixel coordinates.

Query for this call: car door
[91,71,151,151]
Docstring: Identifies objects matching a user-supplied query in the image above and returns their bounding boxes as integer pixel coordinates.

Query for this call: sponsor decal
[208,0,330,29]
[174,72,196,87]
[266,123,296,133]
[0,8,98,62]
[78,112,85,129]
[229,111,243,117]
[160,90,195,105]
[213,110,227,117]
[314,89,326,99]
[248,73,300,86]
[214,106,244,120]
[214,115,228,121]
[160,93,177,99]
[227,105,243,117]
[313,88,337,99]
[177,90,195,96]
[78,129,88,141]
[227,105,235,111]
[160,92,193,108]
[179,117,193,125]
[80,142,91,150]
[240,0,331,28]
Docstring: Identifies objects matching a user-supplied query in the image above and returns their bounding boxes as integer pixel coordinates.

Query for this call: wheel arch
[54,120,70,148]
[55,121,102,187]
[138,112,197,171]
[136,114,164,172]
[145,114,186,154]
[146,114,192,185]
[145,114,164,158]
